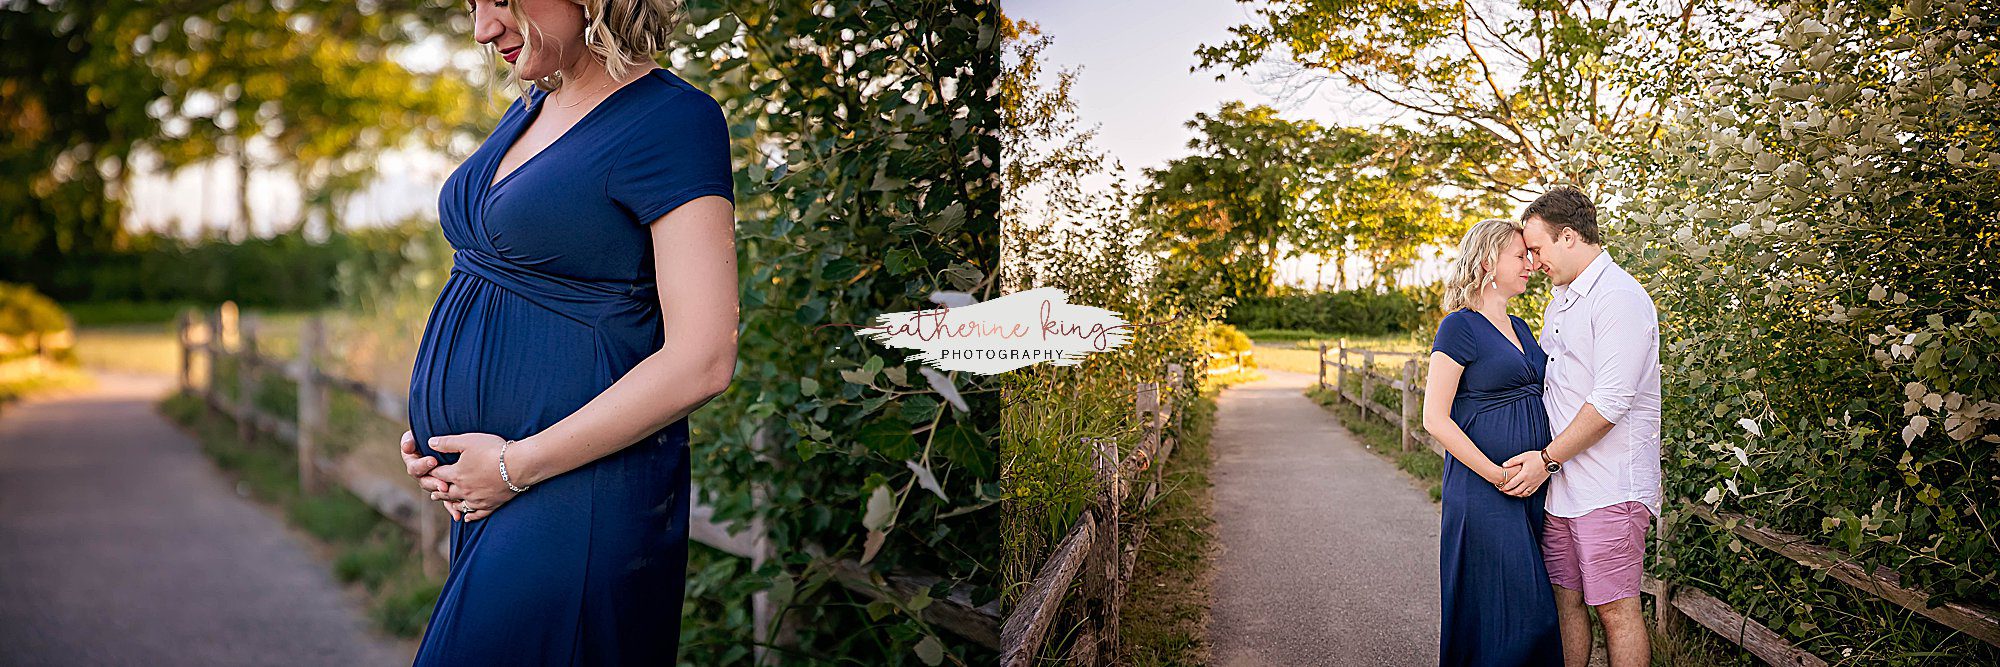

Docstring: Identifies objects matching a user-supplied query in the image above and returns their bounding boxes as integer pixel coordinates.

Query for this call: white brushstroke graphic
[858,287,1134,374]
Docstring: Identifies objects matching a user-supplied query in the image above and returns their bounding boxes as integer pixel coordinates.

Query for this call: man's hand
[1499,450,1551,497]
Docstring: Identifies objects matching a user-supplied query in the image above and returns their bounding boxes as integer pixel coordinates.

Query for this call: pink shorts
[1542,501,1652,606]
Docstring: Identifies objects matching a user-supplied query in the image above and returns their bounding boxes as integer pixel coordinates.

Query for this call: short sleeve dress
[406,68,734,666]
[1431,309,1563,666]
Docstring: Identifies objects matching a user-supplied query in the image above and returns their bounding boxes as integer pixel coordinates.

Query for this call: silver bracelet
[499,439,531,493]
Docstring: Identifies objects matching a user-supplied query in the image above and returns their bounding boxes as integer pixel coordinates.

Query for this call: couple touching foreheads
[1422,186,1663,667]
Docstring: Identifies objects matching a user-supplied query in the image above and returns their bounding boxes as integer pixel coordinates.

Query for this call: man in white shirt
[1495,186,1662,667]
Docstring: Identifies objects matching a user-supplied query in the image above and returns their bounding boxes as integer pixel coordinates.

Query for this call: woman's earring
[1488,280,1497,290]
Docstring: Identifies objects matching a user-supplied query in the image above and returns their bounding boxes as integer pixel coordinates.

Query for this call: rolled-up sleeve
[1586,288,1657,424]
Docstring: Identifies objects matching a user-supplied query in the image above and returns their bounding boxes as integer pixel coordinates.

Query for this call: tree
[1138,102,1349,299]
[129,1,477,238]
[2,0,477,287]
[1137,103,1498,299]
[1196,0,1707,194]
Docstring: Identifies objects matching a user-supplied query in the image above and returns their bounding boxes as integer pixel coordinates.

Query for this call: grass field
[1245,331,1426,377]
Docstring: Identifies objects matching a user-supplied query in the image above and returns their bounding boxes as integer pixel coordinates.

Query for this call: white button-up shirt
[1539,251,1663,519]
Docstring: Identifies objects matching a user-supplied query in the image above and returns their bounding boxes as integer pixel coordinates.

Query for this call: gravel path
[0,371,413,667]
[1207,368,1442,666]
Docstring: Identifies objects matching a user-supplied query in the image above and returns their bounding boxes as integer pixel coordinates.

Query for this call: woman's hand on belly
[427,432,524,521]
[401,430,463,521]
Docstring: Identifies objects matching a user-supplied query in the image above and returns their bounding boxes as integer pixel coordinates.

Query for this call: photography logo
[853,287,1137,375]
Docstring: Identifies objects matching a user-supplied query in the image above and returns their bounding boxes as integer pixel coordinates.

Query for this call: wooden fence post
[1093,434,1121,665]
[417,507,446,577]
[238,313,259,444]
[1317,342,1327,389]
[1654,509,1682,637]
[219,301,239,350]
[1361,350,1376,415]
[1336,340,1348,401]
[204,307,225,413]
[296,316,325,495]
[1161,365,1182,490]
[177,310,194,393]
[1400,359,1418,452]
[1135,382,1158,434]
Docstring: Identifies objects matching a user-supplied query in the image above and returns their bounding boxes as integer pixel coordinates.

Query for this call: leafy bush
[661,3,1004,664]
[1208,323,1252,356]
[1223,287,1421,336]
[0,281,76,365]
[0,282,71,338]
[1604,0,2000,659]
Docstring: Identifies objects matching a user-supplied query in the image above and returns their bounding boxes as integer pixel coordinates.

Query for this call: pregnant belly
[407,274,607,462]
[1457,400,1552,461]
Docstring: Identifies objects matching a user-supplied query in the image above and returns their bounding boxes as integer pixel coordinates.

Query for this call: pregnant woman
[392,0,738,663]
[1421,219,1563,665]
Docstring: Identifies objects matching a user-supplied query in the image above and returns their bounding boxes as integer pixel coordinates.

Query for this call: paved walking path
[1207,368,1442,666]
[0,371,412,667]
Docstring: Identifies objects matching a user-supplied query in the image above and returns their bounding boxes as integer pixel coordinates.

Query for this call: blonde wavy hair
[495,0,688,99]
[1440,218,1525,313]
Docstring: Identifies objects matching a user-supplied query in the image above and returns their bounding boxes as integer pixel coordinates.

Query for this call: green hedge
[7,225,429,312]
[1222,287,1423,336]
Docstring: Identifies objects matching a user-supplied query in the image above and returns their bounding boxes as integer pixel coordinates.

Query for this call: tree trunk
[1334,249,1348,292]
[1262,234,1280,296]
[235,136,253,242]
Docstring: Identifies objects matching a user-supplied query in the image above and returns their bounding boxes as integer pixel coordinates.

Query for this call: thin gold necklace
[552,71,615,109]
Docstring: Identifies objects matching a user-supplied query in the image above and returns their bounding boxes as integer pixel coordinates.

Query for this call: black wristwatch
[1540,449,1562,474]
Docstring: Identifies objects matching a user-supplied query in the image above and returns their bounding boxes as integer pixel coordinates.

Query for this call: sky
[1006,0,1357,179]
[1005,0,1449,288]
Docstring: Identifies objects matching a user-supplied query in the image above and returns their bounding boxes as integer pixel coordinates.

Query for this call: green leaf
[912,635,944,666]
[885,247,923,275]
[928,202,966,235]
[857,418,919,459]
[932,424,993,479]
[820,257,862,282]
[862,484,895,532]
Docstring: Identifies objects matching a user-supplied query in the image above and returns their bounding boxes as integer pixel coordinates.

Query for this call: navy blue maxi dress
[405,68,735,666]
[1432,309,1563,666]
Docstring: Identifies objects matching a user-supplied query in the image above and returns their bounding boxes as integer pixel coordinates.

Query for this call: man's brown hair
[1521,185,1601,245]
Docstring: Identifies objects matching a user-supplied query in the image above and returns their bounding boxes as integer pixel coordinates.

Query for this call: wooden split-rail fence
[1316,340,1999,663]
[175,303,1003,662]
[999,362,1188,666]
[1208,349,1253,376]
